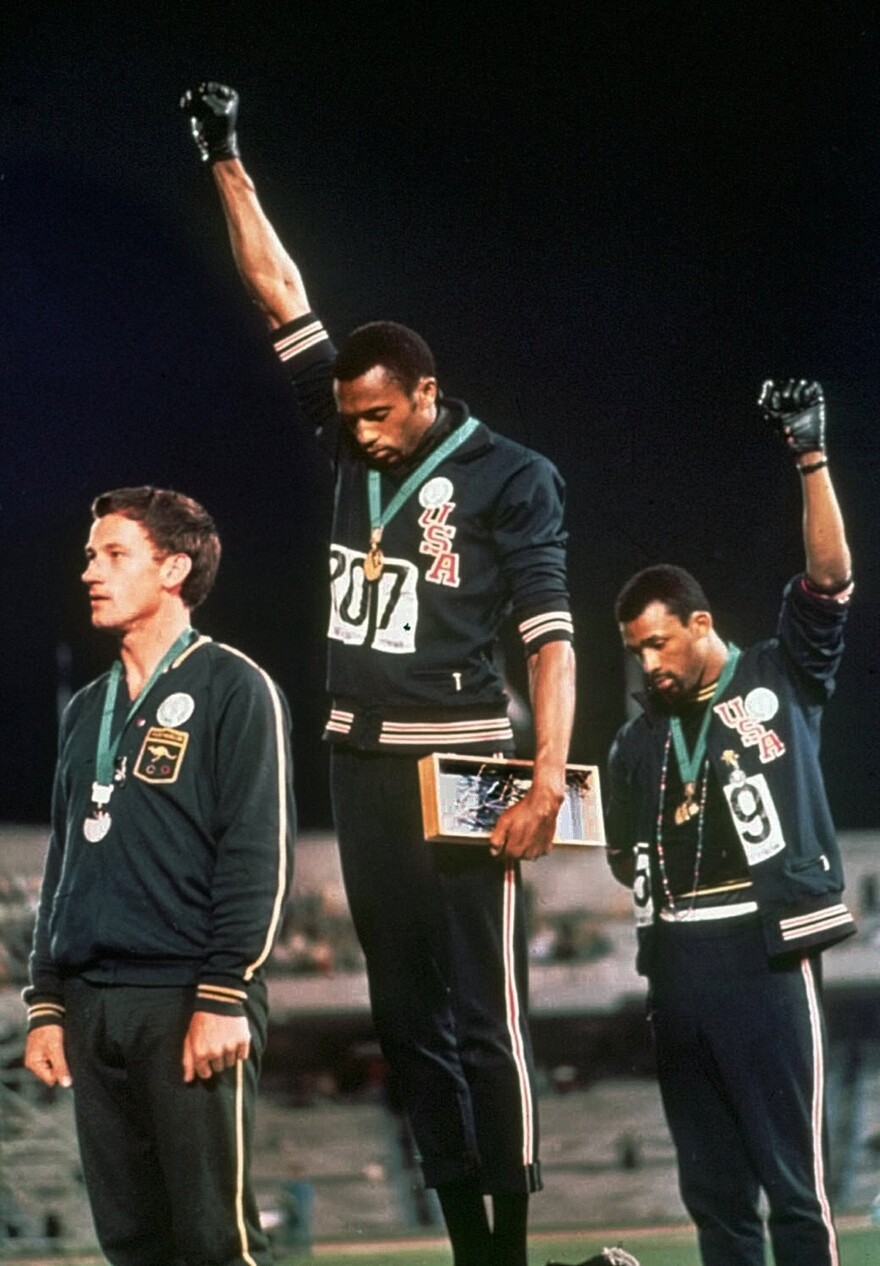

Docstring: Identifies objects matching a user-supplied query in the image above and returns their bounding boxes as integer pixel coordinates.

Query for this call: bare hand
[24,1024,72,1088]
[182,1011,251,1083]
[488,783,562,861]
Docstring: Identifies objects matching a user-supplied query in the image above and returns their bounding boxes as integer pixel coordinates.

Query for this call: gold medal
[674,781,699,826]
[364,528,384,581]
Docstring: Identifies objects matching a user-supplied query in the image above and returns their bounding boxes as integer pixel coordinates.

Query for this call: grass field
[273,1222,879,1265]
[10,1222,877,1265]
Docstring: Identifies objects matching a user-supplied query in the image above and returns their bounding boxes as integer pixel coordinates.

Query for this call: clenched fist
[758,378,826,457]
[180,81,240,164]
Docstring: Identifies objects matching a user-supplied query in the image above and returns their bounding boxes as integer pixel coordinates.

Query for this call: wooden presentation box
[418,752,605,847]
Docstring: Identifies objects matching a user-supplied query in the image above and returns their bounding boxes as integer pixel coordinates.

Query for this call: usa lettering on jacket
[713,693,786,764]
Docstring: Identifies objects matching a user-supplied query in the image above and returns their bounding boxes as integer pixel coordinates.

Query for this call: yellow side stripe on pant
[234,1059,258,1266]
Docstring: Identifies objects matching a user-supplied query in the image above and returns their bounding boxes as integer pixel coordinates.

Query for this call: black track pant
[649,916,839,1266]
[63,977,271,1266]
[331,747,541,1193]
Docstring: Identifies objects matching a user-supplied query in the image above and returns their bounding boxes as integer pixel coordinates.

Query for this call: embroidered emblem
[133,726,190,784]
[744,687,779,722]
[713,695,786,764]
[157,692,195,727]
[419,502,461,587]
[419,476,454,508]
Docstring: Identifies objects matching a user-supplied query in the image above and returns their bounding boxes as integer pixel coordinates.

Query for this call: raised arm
[180,83,310,329]
[758,378,852,590]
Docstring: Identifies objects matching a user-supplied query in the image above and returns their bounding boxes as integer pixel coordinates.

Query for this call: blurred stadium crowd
[0,868,613,988]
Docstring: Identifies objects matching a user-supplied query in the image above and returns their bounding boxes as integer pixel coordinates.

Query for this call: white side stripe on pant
[502,864,536,1167]
[801,957,839,1266]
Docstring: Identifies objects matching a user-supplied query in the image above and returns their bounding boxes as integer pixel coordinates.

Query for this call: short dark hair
[91,486,221,610]
[614,564,711,626]
[334,321,436,395]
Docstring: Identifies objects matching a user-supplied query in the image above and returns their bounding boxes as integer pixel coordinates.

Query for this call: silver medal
[84,782,114,840]
[83,812,111,842]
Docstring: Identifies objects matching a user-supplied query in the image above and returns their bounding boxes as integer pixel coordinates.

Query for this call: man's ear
[416,376,438,407]
[161,552,193,596]
[689,609,714,639]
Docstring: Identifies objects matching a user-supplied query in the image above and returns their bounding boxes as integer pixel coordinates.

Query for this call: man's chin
[648,680,684,711]
[364,450,400,469]
[90,611,122,634]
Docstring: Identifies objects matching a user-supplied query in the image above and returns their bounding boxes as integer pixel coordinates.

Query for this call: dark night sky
[2,3,878,829]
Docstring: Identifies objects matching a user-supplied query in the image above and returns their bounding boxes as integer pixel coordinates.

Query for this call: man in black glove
[604,381,853,1266]
[180,82,577,1266]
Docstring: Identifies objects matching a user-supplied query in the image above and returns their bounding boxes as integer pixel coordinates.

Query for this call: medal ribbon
[94,628,195,788]
[367,416,480,537]
[668,644,741,788]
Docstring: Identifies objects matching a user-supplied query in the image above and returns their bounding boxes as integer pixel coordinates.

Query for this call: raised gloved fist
[758,378,826,456]
[180,82,239,164]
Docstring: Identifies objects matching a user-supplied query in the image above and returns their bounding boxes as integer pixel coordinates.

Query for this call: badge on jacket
[133,726,190,784]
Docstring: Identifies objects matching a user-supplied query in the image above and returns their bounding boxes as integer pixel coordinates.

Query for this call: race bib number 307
[328,544,418,654]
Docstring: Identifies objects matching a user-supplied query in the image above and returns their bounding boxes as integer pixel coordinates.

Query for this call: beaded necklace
[654,728,711,918]
[653,645,739,919]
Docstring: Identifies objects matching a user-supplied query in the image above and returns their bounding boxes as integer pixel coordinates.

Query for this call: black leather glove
[758,378,826,456]
[546,1248,640,1266]
[180,82,240,164]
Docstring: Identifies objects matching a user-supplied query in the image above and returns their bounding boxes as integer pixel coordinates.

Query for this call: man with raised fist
[180,82,576,1266]
[604,381,854,1266]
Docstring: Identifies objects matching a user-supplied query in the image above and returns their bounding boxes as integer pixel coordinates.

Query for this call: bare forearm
[489,639,576,860]
[528,640,576,793]
[211,159,310,328]
[797,459,852,589]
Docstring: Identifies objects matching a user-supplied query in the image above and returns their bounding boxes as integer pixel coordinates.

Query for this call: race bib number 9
[723,772,786,866]
[328,544,418,654]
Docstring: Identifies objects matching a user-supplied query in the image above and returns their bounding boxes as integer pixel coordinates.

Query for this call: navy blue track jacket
[606,576,856,967]
[272,312,574,753]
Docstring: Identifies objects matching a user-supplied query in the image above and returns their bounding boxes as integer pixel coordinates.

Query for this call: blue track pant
[331,747,541,1193]
[649,916,839,1266]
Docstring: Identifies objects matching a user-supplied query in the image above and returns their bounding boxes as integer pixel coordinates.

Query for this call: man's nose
[641,649,659,674]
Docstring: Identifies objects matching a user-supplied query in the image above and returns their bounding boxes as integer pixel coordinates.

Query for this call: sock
[435,1177,493,1266]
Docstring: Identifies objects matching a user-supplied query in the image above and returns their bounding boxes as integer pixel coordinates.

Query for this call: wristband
[803,573,853,597]
[798,458,828,475]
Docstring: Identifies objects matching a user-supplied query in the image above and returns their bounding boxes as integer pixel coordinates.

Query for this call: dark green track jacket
[24,635,295,1028]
